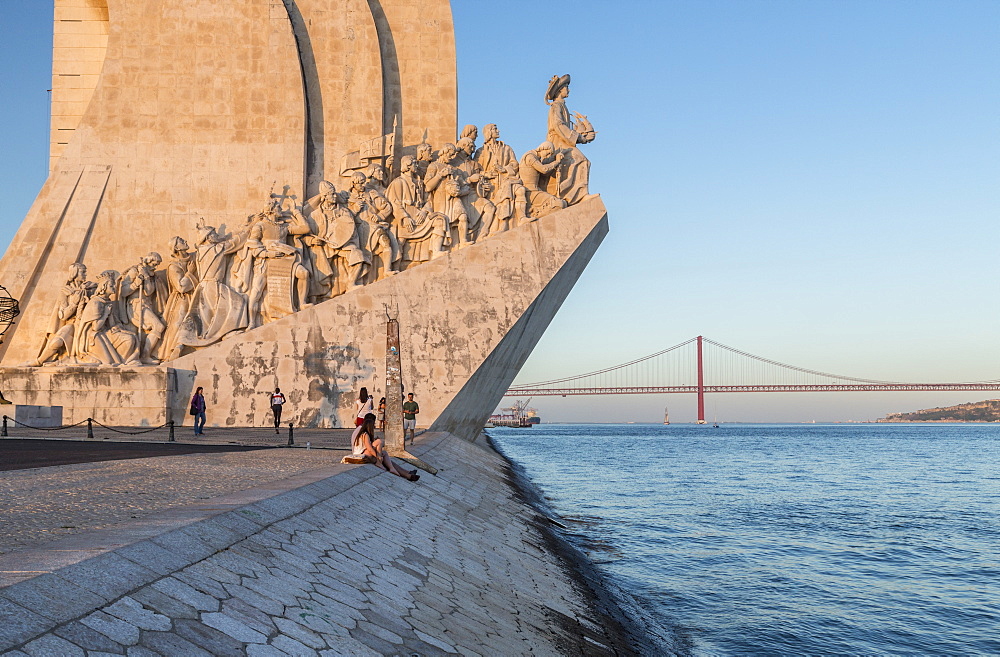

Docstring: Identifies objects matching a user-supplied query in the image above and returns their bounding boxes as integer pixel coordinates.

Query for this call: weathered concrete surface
[0,433,659,655]
[167,196,608,435]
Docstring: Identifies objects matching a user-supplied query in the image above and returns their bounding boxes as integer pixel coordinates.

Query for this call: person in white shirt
[354,387,374,427]
[269,387,286,433]
[350,413,419,481]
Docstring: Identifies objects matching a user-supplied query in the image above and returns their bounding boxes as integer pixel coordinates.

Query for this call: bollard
[1,415,7,437]
[87,417,95,439]
[287,422,294,447]
[168,419,175,442]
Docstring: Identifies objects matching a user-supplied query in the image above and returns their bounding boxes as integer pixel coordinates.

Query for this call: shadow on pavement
[0,439,272,472]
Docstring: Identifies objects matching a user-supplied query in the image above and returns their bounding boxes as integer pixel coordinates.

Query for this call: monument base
[14,404,64,428]
[0,367,173,426]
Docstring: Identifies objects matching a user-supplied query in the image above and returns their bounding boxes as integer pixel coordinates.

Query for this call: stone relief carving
[179,221,249,348]
[546,73,596,205]
[118,252,166,365]
[386,155,451,267]
[26,76,598,367]
[520,142,568,218]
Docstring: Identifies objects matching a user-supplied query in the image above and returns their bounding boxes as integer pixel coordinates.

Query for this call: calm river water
[489,423,1000,656]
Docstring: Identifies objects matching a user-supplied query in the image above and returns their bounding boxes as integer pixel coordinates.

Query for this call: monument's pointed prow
[431,198,609,439]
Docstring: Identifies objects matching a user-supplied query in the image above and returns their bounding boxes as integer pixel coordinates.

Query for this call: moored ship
[490,401,539,428]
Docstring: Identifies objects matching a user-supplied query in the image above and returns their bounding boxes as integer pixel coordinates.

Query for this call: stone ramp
[0,433,642,656]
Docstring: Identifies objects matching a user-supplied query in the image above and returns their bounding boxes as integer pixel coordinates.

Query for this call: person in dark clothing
[270,387,286,433]
[190,386,206,435]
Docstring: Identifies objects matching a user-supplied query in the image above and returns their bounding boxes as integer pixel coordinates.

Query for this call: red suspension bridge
[504,336,1000,423]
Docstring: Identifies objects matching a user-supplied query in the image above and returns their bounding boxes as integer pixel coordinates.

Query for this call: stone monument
[0,2,606,438]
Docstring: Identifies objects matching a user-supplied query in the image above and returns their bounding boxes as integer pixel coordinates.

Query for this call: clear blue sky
[2,1,998,422]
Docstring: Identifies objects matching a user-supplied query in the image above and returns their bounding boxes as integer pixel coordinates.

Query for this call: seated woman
[350,413,419,481]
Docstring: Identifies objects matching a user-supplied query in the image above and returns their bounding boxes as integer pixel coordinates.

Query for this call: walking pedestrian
[190,386,206,435]
[355,387,374,427]
[270,387,286,433]
[403,392,419,444]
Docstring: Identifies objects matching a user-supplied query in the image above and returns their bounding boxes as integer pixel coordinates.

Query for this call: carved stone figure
[519,141,569,218]
[74,270,141,366]
[28,263,95,366]
[240,205,312,328]
[366,164,389,196]
[492,162,530,230]
[414,143,434,181]
[118,252,167,364]
[386,155,450,266]
[459,124,478,146]
[454,138,498,240]
[347,171,400,282]
[475,123,518,196]
[179,221,249,348]
[475,124,527,231]
[425,144,471,245]
[157,237,198,361]
[301,181,368,297]
[546,74,596,205]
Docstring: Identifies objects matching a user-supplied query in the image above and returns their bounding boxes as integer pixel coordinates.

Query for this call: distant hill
[879,399,1000,422]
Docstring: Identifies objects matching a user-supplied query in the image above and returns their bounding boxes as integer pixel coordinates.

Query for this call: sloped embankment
[0,432,654,655]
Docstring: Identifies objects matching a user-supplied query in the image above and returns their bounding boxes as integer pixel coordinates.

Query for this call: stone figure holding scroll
[386,155,450,266]
[546,74,596,205]
[240,206,312,328]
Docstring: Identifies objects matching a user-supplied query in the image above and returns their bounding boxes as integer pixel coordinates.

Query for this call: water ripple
[491,423,1000,655]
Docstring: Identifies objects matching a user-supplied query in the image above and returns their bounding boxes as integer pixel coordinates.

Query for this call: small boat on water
[663,406,670,425]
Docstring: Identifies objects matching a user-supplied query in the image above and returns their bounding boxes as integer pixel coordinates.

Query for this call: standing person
[402,392,420,444]
[377,397,387,432]
[190,386,206,435]
[269,387,286,434]
[355,387,374,427]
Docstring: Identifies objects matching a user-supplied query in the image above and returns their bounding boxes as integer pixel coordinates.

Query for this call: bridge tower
[697,335,706,424]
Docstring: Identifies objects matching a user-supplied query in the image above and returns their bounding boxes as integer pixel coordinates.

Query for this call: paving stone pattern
[0,435,638,656]
[0,449,341,555]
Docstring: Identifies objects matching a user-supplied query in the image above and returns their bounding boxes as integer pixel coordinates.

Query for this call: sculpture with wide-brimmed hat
[545,74,572,104]
[545,74,597,205]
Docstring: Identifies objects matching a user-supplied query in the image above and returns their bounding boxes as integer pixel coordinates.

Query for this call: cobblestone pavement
[0,448,341,556]
[0,439,266,471]
[0,435,649,656]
